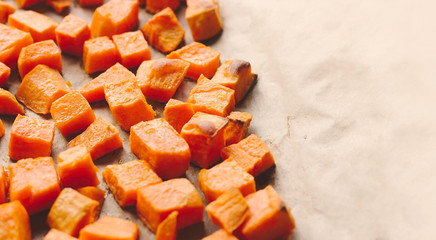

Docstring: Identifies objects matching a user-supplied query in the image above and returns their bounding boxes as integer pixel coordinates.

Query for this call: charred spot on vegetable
[228,60,251,76]
[280,200,288,212]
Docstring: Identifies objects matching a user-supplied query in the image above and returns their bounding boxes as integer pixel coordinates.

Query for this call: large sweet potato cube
[0,88,24,115]
[113,30,151,69]
[79,216,139,240]
[83,36,117,74]
[76,187,105,221]
[0,201,31,240]
[0,23,33,68]
[18,40,62,78]
[146,0,179,14]
[163,99,195,133]
[44,229,78,240]
[0,166,7,204]
[186,0,222,41]
[8,10,58,42]
[0,2,15,24]
[0,60,10,86]
[55,14,91,56]
[224,111,252,145]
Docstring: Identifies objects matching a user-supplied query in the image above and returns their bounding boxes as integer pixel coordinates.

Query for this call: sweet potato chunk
[76,187,105,221]
[90,0,139,38]
[0,62,10,86]
[202,230,238,240]
[0,166,7,204]
[130,119,191,179]
[9,157,61,214]
[0,201,31,240]
[102,160,162,207]
[51,91,96,137]
[167,42,220,79]
[79,0,103,7]
[44,229,78,240]
[180,112,228,168]
[136,59,189,102]
[0,88,24,115]
[79,216,139,240]
[46,0,71,13]
[0,23,33,68]
[8,115,55,160]
[8,10,58,42]
[47,188,99,237]
[55,14,91,56]
[186,0,222,41]
[104,78,155,131]
[155,211,178,240]
[15,0,43,8]
[68,117,123,160]
[141,7,184,53]
[221,134,275,177]
[0,2,15,24]
[163,99,195,133]
[18,40,62,78]
[113,31,151,69]
[83,36,117,74]
[146,0,179,14]
[137,178,204,232]
[0,119,4,138]
[224,111,252,145]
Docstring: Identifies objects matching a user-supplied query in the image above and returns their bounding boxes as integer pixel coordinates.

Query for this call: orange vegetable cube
[237,186,295,240]
[155,211,178,240]
[104,78,156,131]
[46,0,71,13]
[90,0,139,38]
[47,188,99,237]
[221,134,275,177]
[0,61,10,86]
[55,14,91,56]
[167,42,220,79]
[0,119,4,138]
[8,10,58,42]
[141,7,184,53]
[224,111,252,145]
[8,157,61,214]
[16,64,70,115]
[136,59,189,102]
[0,201,31,240]
[8,115,55,161]
[180,112,228,168]
[130,118,191,179]
[0,166,7,204]
[102,160,162,207]
[146,0,179,14]
[15,0,43,8]
[137,178,204,232]
[44,229,78,240]
[0,23,33,68]
[0,88,24,115]
[163,99,195,133]
[79,215,139,240]
[18,40,62,78]
[198,159,255,202]
[83,36,117,74]
[202,230,238,240]
[76,186,105,221]
[0,2,15,24]
[51,91,96,137]
[79,0,103,7]
[186,0,222,41]
[113,30,151,69]
[68,117,123,160]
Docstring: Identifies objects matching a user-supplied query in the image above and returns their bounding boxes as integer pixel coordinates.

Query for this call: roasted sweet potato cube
[202,230,238,240]
[8,10,58,42]
[0,166,7,204]
[68,117,123,160]
[146,0,179,14]
[224,111,252,145]
[47,188,99,237]
[113,31,151,69]
[15,0,44,8]
[0,201,31,240]
[186,0,222,41]
[46,0,70,13]
[17,40,62,78]
[104,78,155,131]
[0,23,33,68]
[155,211,178,240]
[8,115,55,160]
[102,160,162,207]
[44,229,78,240]
[136,59,189,102]
[83,36,117,74]
[167,42,220,79]
[0,2,15,24]
[76,187,105,221]
[0,119,4,138]
[141,7,184,53]
[130,118,191,179]
[79,0,103,7]
[221,134,275,177]
[55,14,91,56]
[137,178,204,232]
[0,88,24,115]
[180,112,228,168]
[8,157,61,214]
[79,216,139,240]
[164,99,195,133]
[0,62,10,86]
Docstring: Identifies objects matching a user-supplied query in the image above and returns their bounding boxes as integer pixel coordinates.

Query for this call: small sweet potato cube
[113,31,151,69]
[0,2,15,24]
[79,0,103,7]
[8,115,55,161]
[198,159,255,202]
[136,59,189,102]
[237,186,295,240]
[44,229,78,240]
[47,188,99,237]
[51,91,96,137]
[0,62,10,86]
[0,88,24,115]
[8,10,58,42]
[104,78,155,131]
[0,201,31,240]
[18,40,62,78]
[167,42,220,79]
[16,65,70,115]
[163,99,195,133]
[0,24,33,68]
[180,112,228,168]
[0,119,4,138]
[155,211,178,240]
[0,166,7,204]
[46,0,71,13]
[8,157,61,214]
[221,134,275,177]
[141,7,185,53]
[83,36,117,74]
[15,0,44,8]
[79,216,139,240]
[186,0,222,41]
[58,146,100,189]
[76,187,105,221]
[224,111,252,145]
[102,160,162,207]
[55,14,91,56]
[137,178,204,232]
[90,0,139,38]
[130,118,190,179]
[146,0,179,14]
[202,230,238,240]
[68,117,123,160]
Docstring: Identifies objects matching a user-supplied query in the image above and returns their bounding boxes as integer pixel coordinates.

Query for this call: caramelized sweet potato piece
[224,111,252,145]
[79,216,139,240]
[113,31,151,69]
[0,2,15,24]
[76,186,105,221]
[180,112,228,168]
[0,201,31,240]
[0,23,33,68]
[79,0,103,7]
[8,157,61,214]
[0,166,7,204]
[0,88,24,115]
[46,0,71,13]
[155,211,178,240]
[130,119,191,179]
[146,0,179,14]
[186,0,222,41]
[0,62,10,86]
[8,10,58,42]
[136,59,189,102]
[18,40,62,78]
[55,14,91,56]
[8,115,55,160]
[44,229,78,240]
[141,7,184,53]
[163,99,195,133]
[167,42,220,79]
[15,0,43,8]
[202,230,238,240]
[83,36,117,74]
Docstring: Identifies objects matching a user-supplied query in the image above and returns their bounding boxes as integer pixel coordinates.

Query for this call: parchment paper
[1,0,436,239]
